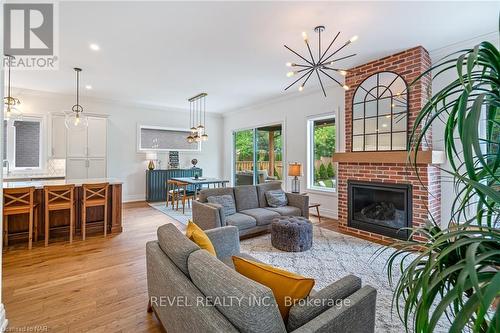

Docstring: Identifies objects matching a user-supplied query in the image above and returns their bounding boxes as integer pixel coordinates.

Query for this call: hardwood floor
[2,202,178,332]
[1,202,345,332]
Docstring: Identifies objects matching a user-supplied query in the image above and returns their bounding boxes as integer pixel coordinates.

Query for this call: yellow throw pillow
[186,221,216,256]
[232,256,315,319]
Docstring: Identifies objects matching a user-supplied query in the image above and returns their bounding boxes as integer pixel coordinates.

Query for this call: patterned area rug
[148,202,192,225]
[240,226,448,333]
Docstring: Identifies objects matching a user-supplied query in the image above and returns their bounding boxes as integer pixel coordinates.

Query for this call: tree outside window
[308,116,336,191]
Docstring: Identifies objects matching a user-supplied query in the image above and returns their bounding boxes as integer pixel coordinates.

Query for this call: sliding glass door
[234,124,283,186]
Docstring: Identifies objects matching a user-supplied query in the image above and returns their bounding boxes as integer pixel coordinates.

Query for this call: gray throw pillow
[265,190,288,208]
[207,195,236,216]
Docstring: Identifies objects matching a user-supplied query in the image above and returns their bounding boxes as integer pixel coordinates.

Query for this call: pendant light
[3,55,22,121]
[65,67,88,131]
[186,101,194,143]
[186,93,208,143]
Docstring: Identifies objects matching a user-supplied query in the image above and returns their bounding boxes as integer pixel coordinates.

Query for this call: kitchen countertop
[2,178,123,189]
[3,174,66,181]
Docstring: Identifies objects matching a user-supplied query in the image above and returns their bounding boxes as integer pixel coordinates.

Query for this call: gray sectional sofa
[192,182,309,237]
[146,223,377,333]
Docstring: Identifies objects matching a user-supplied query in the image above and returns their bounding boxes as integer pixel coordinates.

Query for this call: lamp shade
[288,162,302,177]
[146,152,157,160]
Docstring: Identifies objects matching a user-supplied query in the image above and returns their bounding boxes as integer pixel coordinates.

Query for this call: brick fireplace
[334,46,441,243]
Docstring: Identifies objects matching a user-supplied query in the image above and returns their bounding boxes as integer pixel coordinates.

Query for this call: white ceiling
[9,1,500,113]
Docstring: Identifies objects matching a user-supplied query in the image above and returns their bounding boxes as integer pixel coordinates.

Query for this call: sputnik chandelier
[186,93,208,143]
[284,26,358,96]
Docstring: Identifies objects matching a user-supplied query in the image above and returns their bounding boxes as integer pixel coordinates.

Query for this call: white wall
[13,89,224,202]
[430,32,498,225]
[222,87,345,219]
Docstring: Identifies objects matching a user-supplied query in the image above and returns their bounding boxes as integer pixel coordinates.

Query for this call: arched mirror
[351,71,408,151]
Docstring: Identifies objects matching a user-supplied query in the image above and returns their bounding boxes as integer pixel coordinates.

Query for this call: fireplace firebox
[348,180,412,240]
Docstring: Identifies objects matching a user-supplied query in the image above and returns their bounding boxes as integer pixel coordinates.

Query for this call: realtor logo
[3,2,58,69]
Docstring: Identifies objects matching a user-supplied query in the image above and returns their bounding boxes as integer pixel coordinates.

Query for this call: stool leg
[45,207,49,247]
[34,207,39,242]
[316,206,321,223]
[104,203,108,237]
[28,209,33,250]
[69,204,74,243]
[3,215,8,249]
[82,205,86,241]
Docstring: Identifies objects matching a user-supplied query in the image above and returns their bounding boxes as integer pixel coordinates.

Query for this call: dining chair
[82,183,109,240]
[44,185,75,246]
[175,181,195,214]
[166,180,183,209]
[3,187,36,250]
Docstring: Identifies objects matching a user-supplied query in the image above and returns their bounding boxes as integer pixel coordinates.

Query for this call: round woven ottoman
[271,216,313,252]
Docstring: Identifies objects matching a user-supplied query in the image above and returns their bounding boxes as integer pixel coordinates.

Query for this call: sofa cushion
[188,250,287,333]
[256,182,283,207]
[186,221,217,256]
[232,256,315,319]
[207,194,237,216]
[266,206,302,217]
[240,208,280,226]
[157,223,200,276]
[265,190,288,208]
[225,213,257,230]
[199,187,234,203]
[234,185,259,211]
[220,252,261,269]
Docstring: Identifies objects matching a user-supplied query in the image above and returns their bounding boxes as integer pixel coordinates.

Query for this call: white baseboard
[310,206,338,220]
[123,194,145,203]
[0,304,7,332]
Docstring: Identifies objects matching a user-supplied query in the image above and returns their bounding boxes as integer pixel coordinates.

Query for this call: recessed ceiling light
[85,85,92,90]
[89,43,100,51]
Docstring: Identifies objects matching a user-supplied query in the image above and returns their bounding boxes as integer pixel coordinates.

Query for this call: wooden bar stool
[82,183,109,240]
[44,185,75,246]
[3,187,35,250]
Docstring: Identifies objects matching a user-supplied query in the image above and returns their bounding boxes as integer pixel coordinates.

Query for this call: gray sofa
[147,223,377,333]
[192,182,309,237]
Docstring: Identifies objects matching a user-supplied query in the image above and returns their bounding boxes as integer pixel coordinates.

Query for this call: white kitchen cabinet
[87,158,106,178]
[50,115,67,158]
[65,116,107,180]
[66,158,88,179]
[67,127,87,158]
[87,118,107,158]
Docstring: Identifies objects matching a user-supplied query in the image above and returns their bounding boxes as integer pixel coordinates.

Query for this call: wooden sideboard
[146,168,202,202]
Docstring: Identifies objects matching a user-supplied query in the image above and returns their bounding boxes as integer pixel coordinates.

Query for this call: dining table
[171,177,230,200]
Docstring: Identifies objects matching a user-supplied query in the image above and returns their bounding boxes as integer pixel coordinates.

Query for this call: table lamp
[288,162,302,193]
[146,152,158,170]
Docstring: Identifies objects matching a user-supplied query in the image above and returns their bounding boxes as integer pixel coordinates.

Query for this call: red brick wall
[338,46,440,242]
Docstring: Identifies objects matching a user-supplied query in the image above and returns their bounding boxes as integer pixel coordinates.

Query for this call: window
[307,115,336,192]
[352,71,408,151]
[233,124,283,186]
[3,117,43,170]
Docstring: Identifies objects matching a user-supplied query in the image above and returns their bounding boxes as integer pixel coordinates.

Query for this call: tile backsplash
[47,158,66,176]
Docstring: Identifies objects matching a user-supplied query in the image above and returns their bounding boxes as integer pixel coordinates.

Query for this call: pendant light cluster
[186,93,208,143]
[3,55,22,121]
[284,26,358,97]
[65,67,88,131]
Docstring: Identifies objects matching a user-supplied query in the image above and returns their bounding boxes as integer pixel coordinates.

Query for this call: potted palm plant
[385,36,499,332]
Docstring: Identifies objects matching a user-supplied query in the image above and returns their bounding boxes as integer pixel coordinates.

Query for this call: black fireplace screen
[348,180,412,240]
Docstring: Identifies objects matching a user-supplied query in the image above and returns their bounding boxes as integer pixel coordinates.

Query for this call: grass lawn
[314,178,335,188]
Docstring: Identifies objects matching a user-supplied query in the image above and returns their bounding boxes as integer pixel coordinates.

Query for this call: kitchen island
[3,178,123,245]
